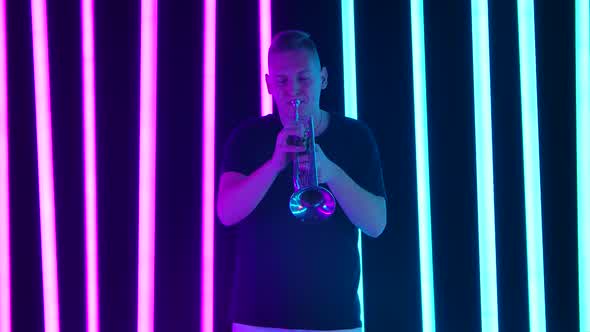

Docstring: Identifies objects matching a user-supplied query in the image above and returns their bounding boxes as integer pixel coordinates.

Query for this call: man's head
[265,30,328,125]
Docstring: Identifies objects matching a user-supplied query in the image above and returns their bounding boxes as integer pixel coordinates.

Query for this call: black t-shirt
[220,112,386,330]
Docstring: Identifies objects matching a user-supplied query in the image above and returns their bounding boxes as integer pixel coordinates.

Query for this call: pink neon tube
[202,0,216,330]
[31,0,60,330]
[137,0,158,331]
[81,0,99,331]
[259,0,271,116]
[0,0,10,330]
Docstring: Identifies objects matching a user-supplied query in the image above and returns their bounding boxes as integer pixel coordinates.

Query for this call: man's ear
[320,67,328,90]
[265,73,272,94]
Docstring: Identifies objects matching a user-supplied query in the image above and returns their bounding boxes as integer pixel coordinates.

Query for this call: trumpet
[288,99,336,221]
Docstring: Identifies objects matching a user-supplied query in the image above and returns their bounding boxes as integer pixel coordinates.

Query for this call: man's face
[266,49,327,125]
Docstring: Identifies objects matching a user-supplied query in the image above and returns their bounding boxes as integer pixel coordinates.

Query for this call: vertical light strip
[516,1,547,331]
[0,0,10,330]
[341,0,358,120]
[201,0,216,330]
[30,0,61,330]
[409,0,436,331]
[81,0,99,331]
[576,0,589,331]
[340,1,365,330]
[470,0,499,331]
[136,0,157,330]
[259,0,272,116]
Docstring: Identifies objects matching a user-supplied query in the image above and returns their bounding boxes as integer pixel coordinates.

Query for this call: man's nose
[287,79,300,96]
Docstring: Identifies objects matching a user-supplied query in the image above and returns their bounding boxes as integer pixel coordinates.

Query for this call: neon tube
[410,0,436,330]
[470,0,499,330]
[259,0,272,117]
[576,0,589,331]
[340,1,365,329]
[81,0,99,330]
[516,0,547,330]
[0,0,10,330]
[31,0,60,329]
[201,0,216,330]
[137,0,158,330]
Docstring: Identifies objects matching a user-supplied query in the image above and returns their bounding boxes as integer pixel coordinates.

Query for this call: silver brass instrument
[288,99,336,221]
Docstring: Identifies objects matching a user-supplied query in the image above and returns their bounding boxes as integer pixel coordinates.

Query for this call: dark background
[5,0,578,331]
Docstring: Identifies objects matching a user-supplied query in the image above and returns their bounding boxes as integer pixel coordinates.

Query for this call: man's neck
[314,109,329,136]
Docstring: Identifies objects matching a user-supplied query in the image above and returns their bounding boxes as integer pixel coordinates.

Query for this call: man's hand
[269,125,306,173]
[314,144,339,184]
[291,143,339,184]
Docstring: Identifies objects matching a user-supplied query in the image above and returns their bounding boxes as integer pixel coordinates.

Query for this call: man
[217,30,387,332]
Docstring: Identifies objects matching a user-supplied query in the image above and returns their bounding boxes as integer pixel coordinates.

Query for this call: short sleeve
[220,125,255,175]
[357,123,387,200]
[220,116,277,176]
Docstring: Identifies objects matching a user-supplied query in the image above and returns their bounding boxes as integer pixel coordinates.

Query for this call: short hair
[268,30,320,64]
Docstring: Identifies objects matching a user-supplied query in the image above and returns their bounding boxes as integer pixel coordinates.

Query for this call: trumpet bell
[289,185,336,221]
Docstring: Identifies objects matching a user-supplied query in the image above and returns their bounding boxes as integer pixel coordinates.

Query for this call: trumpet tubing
[288,99,336,221]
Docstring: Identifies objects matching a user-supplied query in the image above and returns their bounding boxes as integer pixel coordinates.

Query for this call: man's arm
[314,143,387,238]
[216,159,279,226]
[327,164,387,238]
[217,123,306,226]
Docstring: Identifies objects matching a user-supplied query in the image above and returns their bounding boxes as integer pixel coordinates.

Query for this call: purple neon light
[137,0,157,330]
[81,0,99,331]
[259,0,271,116]
[202,0,216,330]
[31,0,60,330]
[0,0,10,330]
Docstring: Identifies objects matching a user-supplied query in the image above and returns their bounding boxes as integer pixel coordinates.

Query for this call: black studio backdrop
[6,0,578,331]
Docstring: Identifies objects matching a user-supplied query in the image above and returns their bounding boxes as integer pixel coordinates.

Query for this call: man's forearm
[217,160,279,226]
[327,166,387,237]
